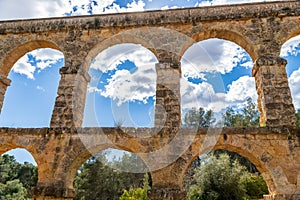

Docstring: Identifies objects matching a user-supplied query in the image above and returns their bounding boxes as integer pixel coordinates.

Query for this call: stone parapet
[0,1,299,34]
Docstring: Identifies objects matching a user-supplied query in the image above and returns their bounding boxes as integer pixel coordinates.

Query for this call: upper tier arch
[0,40,62,76]
[180,29,257,62]
[83,31,158,72]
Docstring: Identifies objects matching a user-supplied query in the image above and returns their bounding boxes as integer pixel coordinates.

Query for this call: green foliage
[187,153,268,200]
[183,97,259,128]
[296,109,300,127]
[184,107,216,128]
[74,153,148,200]
[212,150,258,173]
[119,173,150,200]
[188,154,247,200]
[0,179,29,200]
[221,97,259,127]
[0,154,37,199]
[242,174,268,199]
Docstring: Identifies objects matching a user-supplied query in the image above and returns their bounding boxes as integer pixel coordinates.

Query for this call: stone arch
[179,138,278,195]
[278,20,300,49]
[0,41,64,127]
[2,148,37,166]
[83,32,159,73]
[0,40,62,76]
[64,133,148,189]
[180,29,257,62]
[0,136,40,167]
[83,39,158,127]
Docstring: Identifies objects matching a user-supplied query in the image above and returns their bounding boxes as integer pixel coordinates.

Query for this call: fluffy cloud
[181,76,257,112]
[181,39,252,80]
[99,65,156,106]
[12,56,36,79]
[0,0,288,21]
[0,0,145,20]
[0,0,69,20]
[195,0,278,6]
[281,35,300,57]
[12,49,64,79]
[90,44,157,72]
[288,68,300,110]
[89,44,157,106]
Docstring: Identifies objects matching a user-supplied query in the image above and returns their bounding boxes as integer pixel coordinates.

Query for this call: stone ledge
[0,1,299,34]
[0,127,298,136]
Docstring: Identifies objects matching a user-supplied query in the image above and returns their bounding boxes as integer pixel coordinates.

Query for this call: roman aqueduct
[1,1,300,199]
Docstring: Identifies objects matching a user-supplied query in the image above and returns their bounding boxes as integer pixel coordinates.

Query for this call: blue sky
[1,0,300,165]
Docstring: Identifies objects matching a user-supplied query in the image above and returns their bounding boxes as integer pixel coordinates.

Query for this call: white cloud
[288,67,300,110]
[12,48,63,79]
[181,76,257,112]
[161,5,179,10]
[36,85,45,92]
[66,0,145,16]
[195,0,278,7]
[0,0,70,20]
[91,44,157,72]
[280,35,300,57]
[226,76,257,103]
[99,65,156,106]
[181,39,252,80]
[0,0,146,20]
[89,44,158,106]
[12,56,36,80]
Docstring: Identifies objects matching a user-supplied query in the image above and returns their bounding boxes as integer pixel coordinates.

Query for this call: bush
[242,174,268,199]
[119,173,150,200]
[188,154,247,200]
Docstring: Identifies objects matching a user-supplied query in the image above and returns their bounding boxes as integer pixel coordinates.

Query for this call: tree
[119,173,150,200]
[184,107,216,128]
[296,109,300,127]
[187,153,268,200]
[212,150,258,173]
[0,154,37,199]
[74,153,148,200]
[242,173,268,199]
[188,154,247,200]
[0,180,29,200]
[221,97,259,127]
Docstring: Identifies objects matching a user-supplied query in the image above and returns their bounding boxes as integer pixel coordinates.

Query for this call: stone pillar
[155,61,181,132]
[0,74,11,112]
[50,67,90,128]
[253,56,296,127]
[148,159,187,200]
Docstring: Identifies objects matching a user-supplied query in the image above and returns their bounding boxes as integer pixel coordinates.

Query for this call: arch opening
[83,43,158,128]
[183,149,270,199]
[0,148,38,199]
[180,38,259,128]
[0,47,64,127]
[72,148,151,200]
